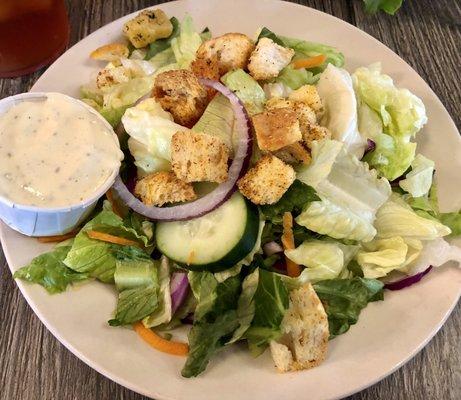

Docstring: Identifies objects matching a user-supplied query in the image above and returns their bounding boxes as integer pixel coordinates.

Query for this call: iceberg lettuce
[285,240,359,282]
[221,69,266,115]
[122,98,189,176]
[353,63,427,180]
[375,195,451,240]
[296,140,391,242]
[317,64,367,158]
[171,15,202,68]
[399,154,435,198]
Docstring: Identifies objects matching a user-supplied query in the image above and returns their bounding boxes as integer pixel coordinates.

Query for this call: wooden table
[0,1,460,399]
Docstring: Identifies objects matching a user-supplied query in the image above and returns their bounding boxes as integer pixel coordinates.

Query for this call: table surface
[1,0,460,399]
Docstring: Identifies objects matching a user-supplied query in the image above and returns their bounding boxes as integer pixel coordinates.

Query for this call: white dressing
[0,93,123,208]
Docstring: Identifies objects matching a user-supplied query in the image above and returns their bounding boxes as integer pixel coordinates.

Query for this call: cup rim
[0,92,122,213]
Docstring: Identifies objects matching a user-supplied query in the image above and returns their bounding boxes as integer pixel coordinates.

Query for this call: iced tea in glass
[0,0,70,78]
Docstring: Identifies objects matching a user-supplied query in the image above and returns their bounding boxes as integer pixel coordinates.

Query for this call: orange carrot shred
[133,322,189,356]
[37,230,79,243]
[281,212,301,277]
[86,230,140,247]
[292,54,327,70]
[106,189,123,218]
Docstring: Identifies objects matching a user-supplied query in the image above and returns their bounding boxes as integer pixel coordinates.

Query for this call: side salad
[15,9,461,377]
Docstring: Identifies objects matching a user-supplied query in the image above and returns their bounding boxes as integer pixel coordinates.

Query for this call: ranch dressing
[0,93,123,208]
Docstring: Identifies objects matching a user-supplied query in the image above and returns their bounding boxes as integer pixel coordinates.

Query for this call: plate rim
[1,0,460,399]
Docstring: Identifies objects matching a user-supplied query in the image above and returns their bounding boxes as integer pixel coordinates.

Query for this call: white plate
[1,0,460,399]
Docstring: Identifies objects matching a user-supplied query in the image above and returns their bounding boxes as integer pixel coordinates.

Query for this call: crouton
[248,38,295,81]
[252,108,302,152]
[90,43,129,62]
[195,33,255,75]
[96,64,131,89]
[191,55,220,100]
[123,9,173,48]
[152,69,208,127]
[270,283,329,372]
[265,97,294,110]
[289,85,324,116]
[275,142,311,165]
[238,154,295,205]
[171,131,229,183]
[302,124,331,150]
[134,171,196,207]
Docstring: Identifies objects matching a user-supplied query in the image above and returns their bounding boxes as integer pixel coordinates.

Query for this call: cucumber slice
[156,193,260,272]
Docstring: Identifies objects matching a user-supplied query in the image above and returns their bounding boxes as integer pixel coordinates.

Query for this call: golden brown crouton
[90,43,129,62]
[289,85,324,116]
[238,154,295,205]
[134,171,196,207]
[270,283,329,372]
[190,55,220,101]
[275,142,311,165]
[252,108,302,152]
[123,9,173,48]
[195,33,255,75]
[248,38,295,81]
[302,124,331,150]
[152,69,208,127]
[171,131,229,183]
[96,65,131,89]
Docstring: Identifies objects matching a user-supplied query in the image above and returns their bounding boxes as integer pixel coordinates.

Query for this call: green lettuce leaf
[275,66,318,90]
[14,243,89,294]
[363,0,403,15]
[257,27,285,46]
[244,269,289,356]
[398,154,435,197]
[171,15,202,68]
[193,94,236,151]
[145,17,180,60]
[439,212,461,237]
[353,63,427,180]
[313,277,384,338]
[296,140,391,242]
[375,196,451,240]
[182,272,241,377]
[123,98,185,175]
[260,180,319,224]
[64,210,153,282]
[227,268,260,344]
[142,257,172,327]
[356,236,422,278]
[221,69,266,115]
[280,35,345,69]
[285,240,359,282]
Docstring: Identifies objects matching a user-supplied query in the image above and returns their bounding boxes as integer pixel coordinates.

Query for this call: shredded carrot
[37,230,79,243]
[133,322,189,356]
[86,230,140,247]
[281,212,301,277]
[292,54,327,70]
[106,189,123,218]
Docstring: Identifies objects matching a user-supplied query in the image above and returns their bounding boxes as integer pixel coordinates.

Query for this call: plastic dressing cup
[0,92,122,237]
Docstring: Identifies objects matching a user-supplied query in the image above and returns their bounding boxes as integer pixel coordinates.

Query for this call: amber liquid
[0,0,70,78]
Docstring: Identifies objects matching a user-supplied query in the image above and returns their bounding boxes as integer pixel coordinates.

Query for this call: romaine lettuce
[221,69,266,115]
[296,140,391,242]
[14,243,89,294]
[171,15,202,68]
[274,66,318,90]
[313,277,384,338]
[285,240,359,282]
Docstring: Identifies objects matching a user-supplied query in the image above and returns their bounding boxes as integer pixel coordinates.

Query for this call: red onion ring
[170,272,189,314]
[384,266,433,291]
[112,78,253,221]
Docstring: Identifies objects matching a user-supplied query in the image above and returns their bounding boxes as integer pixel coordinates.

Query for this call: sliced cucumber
[155,192,260,272]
